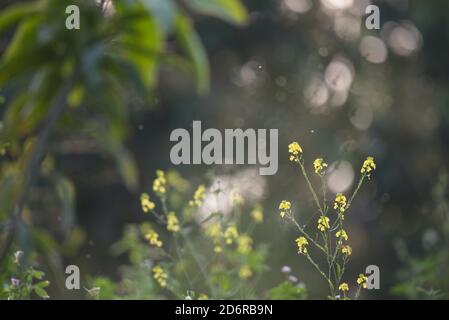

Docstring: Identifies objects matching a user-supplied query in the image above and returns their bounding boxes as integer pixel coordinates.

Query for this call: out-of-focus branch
[0,71,78,269]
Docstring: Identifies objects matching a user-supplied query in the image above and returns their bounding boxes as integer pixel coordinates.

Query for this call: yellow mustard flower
[153,170,167,196]
[167,212,180,233]
[224,224,239,245]
[213,245,223,253]
[237,234,253,255]
[198,294,209,300]
[152,265,168,287]
[288,141,303,162]
[250,205,264,224]
[357,274,368,288]
[333,193,347,214]
[189,185,206,207]
[361,156,376,174]
[205,222,222,238]
[140,193,155,213]
[313,158,328,175]
[317,216,330,232]
[145,229,163,248]
[341,245,352,256]
[296,236,309,255]
[339,282,349,292]
[205,223,223,253]
[279,200,291,218]
[239,265,253,279]
[336,229,348,241]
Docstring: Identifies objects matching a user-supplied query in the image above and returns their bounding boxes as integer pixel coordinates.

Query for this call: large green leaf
[142,0,176,33]
[175,14,210,94]
[116,6,163,91]
[188,0,248,26]
[0,2,40,34]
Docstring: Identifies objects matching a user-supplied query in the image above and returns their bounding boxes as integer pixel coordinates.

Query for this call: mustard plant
[279,141,376,299]
[112,169,269,299]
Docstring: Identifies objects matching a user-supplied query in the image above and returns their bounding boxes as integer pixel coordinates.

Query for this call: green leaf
[117,7,163,90]
[35,280,50,288]
[32,270,45,280]
[267,281,308,300]
[0,2,39,34]
[142,0,176,33]
[89,277,116,300]
[188,0,248,26]
[336,263,342,280]
[175,14,210,94]
[33,286,50,299]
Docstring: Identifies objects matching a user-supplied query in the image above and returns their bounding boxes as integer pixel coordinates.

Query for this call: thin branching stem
[289,215,326,254]
[298,161,324,215]
[346,174,366,210]
[306,254,335,296]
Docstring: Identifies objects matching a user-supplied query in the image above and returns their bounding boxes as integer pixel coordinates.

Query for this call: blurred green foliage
[0,0,247,298]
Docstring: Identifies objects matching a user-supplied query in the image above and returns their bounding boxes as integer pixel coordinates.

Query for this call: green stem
[299,162,324,215]
[306,254,335,296]
[181,232,215,295]
[346,174,365,210]
[321,176,328,215]
[289,215,326,254]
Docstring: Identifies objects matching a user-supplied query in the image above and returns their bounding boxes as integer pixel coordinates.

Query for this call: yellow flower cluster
[224,224,239,245]
[317,216,330,232]
[357,273,368,288]
[338,282,349,292]
[152,265,168,287]
[296,236,309,255]
[189,185,206,207]
[198,294,209,300]
[205,222,222,238]
[145,229,163,247]
[237,234,253,255]
[279,200,291,218]
[250,205,264,224]
[167,212,180,233]
[288,142,303,162]
[153,170,167,195]
[341,245,352,256]
[205,223,223,253]
[336,229,348,241]
[239,265,253,279]
[361,156,376,174]
[313,158,328,175]
[204,223,247,254]
[333,193,347,215]
[140,193,155,213]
